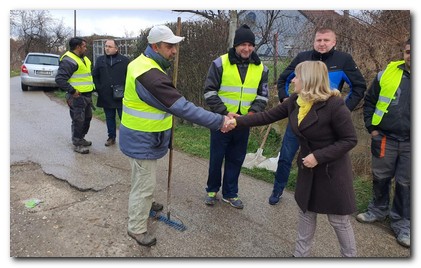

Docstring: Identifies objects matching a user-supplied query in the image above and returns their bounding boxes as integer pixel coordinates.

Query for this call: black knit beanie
[233,24,255,47]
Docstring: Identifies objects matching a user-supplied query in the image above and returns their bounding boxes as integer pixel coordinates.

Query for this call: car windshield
[26,55,59,66]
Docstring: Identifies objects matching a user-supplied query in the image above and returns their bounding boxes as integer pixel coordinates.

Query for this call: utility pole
[273,33,278,82]
[74,10,77,37]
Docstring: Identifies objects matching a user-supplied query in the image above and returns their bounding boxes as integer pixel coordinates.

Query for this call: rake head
[149,210,187,231]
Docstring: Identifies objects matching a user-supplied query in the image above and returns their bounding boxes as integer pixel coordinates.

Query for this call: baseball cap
[147,25,185,44]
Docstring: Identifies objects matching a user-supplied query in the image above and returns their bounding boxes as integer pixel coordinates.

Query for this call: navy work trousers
[206,127,250,199]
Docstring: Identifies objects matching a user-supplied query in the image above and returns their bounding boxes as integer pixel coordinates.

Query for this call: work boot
[269,191,282,205]
[127,231,156,247]
[151,202,163,212]
[81,139,92,146]
[105,138,115,147]
[74,145,89,154]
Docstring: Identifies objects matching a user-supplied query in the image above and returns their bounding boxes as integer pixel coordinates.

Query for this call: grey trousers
[127,158,157,234]
[368,137,410,238]
[294,210,357,257]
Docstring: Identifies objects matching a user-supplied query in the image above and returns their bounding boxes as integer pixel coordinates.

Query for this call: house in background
[240,10,346,59]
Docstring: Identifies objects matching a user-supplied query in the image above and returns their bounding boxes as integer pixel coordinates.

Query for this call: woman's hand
[302,153,318,168]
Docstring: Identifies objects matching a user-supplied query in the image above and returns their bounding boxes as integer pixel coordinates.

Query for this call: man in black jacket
[56,37,95,154]
[203,24,269,209]
[268,28,367,205]
[357,39,411,248]
[93,39,129,146]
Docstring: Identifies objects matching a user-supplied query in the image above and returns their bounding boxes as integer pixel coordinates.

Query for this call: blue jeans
[104,107,122,139]
[206,127,250,199]
[273,123,299,194]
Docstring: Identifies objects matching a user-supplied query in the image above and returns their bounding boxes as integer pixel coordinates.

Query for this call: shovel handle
[259,124,272,149]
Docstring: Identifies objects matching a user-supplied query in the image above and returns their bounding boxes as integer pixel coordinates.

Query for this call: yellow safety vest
[60,52,94,93]
[121,54,172,132]
[219,54,264,115]
[372,60,405,125]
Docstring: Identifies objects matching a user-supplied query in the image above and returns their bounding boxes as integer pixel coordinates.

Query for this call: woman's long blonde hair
[295,61,340,103]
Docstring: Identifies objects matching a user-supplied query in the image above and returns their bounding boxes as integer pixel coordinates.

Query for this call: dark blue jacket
[278,48,367,111]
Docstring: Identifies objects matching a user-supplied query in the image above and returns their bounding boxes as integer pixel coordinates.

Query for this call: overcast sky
[49,10,202,37]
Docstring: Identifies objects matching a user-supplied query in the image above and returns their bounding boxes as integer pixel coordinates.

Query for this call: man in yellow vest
[56,37,95,154]
[203,24,269,209]
[357,39,411,248]
[119,25,231,247]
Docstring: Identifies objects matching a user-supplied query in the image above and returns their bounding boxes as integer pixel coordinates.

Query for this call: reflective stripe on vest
[121,54,172,132]
[60,52,94,93]
[371,60,404,125]
[219,54,264,114]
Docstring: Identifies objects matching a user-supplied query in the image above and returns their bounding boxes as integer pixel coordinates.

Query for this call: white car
[20,52,60,91]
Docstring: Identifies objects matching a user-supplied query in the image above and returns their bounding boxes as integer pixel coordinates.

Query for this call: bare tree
[172,10,230,21]
[227,10,238,50]
[296,10,410,81]
[252,11,281,48]
[10,10,72,55]
[172,10,306,58]
[172,10,248,51]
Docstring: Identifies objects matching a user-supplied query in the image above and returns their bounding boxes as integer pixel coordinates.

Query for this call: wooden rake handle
[167,17,182,220]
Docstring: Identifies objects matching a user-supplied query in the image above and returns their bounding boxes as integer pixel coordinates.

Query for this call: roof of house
[299,10,342,22]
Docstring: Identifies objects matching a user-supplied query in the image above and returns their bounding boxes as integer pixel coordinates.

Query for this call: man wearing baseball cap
[120,25,231,247]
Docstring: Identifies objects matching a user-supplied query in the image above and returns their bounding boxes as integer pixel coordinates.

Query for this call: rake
[152,17,186,232]
[149,210,187,231]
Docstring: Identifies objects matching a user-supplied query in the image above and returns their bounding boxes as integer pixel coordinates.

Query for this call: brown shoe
[151,202,164,212]
[105,138,115,147]
[128,231,156,247]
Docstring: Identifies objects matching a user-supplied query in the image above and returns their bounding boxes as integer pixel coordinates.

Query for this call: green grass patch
[353,176,373,212]
[11,70,20,77]
[173,123,211,158]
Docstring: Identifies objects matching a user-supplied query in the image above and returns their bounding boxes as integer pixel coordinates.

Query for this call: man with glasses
[93,39,129,146]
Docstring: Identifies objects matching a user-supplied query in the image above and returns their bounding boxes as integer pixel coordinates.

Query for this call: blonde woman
[230,61,358,257]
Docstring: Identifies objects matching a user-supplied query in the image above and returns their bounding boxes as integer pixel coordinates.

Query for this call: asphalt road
[8,76,412,262]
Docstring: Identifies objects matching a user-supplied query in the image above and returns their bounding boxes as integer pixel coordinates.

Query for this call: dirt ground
[10,161,146,257]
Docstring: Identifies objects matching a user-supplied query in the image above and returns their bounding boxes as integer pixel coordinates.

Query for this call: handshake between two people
[220,112,241,133]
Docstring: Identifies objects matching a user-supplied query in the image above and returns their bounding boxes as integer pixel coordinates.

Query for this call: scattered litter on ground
[24,198,43,208]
